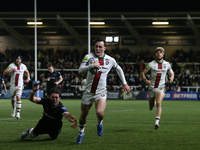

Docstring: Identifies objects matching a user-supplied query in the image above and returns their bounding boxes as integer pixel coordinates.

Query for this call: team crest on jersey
[105,60,109,65]
[163,64,166,69]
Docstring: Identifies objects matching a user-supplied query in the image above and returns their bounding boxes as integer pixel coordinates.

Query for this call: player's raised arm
[29,82,41,103]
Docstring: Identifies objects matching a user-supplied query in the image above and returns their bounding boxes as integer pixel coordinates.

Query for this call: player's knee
[156,101,161,107]
[96,111,105,119]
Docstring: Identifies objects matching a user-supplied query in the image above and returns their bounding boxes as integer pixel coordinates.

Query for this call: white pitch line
[182,105,194,107]
[110,109,134,112]
[0,118,16,121]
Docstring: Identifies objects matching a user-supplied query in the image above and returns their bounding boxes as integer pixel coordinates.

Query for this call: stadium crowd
[1,47,200,92]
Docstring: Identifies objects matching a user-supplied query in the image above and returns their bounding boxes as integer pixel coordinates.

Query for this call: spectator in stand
[137,59,145,73]
[178,49,185,62]
[129,75,136,85]
[175,84,181,92]
[197,75,200,85]
[180,74,186,83]
[62,80,71,91]
[185,79,191,86]
[134,69,139,76]
[173,77,180,86]
[137,77,146,91]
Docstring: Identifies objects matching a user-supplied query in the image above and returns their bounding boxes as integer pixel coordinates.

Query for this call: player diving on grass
[21,82,77,140]
[140,47,174,130]
[76,38,131,143]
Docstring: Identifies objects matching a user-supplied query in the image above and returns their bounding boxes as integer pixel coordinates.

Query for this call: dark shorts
[33,118,62,140]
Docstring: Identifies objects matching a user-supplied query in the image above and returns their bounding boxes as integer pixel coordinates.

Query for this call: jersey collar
[155,59,164,64]
[94,52,105,59]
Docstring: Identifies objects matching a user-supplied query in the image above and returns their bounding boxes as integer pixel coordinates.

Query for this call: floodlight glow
[152,22,169,25]
[27,22,43,25]
[89,22,105,25]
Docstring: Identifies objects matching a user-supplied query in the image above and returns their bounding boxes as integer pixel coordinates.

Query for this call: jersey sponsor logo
[98,67,108,72]
[82,56,88,62]
[7,66,11,69]
[43,111,56,119]
[146,64,150,69]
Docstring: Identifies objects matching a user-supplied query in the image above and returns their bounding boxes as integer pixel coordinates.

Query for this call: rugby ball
[87,57,98,74]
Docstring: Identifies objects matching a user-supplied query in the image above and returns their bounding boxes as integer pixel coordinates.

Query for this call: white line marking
[0,118,16,121]
[110,109,134,112]
[182,105,194,107]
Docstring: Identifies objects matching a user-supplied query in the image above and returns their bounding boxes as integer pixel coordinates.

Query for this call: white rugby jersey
[145,60,173,88]
[7,63,28,87]
[79,53,127,94]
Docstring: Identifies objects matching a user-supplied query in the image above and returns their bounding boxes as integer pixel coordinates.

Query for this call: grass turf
[0,99,200,150]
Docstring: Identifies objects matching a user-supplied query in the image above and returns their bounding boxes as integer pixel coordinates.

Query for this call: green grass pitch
[0,99,200,150]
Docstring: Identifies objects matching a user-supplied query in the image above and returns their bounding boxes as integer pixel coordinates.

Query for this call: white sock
[78,124,86,135]
[155,117,160,125]
[16,101,22,113]
[12,103,16,110]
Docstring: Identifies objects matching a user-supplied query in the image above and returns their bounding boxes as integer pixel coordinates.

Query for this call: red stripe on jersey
[154,64,162,88]
[99,58,104,65]
[91,71,102,94]
[15,74,19,86]
[17,66,20,70]
[158,64,162,69]
[91,58,104,94]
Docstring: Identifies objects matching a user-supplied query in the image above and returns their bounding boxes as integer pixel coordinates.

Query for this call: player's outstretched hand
[124,84,131,94]
[33,82,40,91]
[71,119,77,129]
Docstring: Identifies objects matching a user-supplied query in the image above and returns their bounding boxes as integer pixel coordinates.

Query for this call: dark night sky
[0,0,199,13]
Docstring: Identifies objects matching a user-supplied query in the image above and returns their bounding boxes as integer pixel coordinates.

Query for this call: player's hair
[48,64,54,68]
[94,38,106,47]
[15,55,23,60]
[155,47,165,53]
[49,88,61,97]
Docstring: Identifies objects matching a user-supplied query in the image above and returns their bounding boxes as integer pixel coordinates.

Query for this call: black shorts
[33,118,62,140]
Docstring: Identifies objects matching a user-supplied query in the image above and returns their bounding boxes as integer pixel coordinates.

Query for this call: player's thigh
[9,86,16,97]
[155,91,165,104]
[95,98,107,113]
[148,96,155,106]
[81,103,93,116]
[33,119,48,135]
